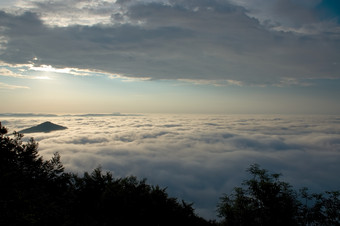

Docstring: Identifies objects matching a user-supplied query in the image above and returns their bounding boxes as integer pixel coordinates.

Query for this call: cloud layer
[2,114,340,219]
[0,0,339,85]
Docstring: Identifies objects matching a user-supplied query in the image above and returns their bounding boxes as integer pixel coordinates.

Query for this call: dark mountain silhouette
[19,121,67,133]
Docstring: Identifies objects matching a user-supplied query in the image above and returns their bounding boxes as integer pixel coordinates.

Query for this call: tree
[217,164,340,226]
[218,164,301,226]
[69,168,213,225]
[299,187,340,225]
[0,122,71,225]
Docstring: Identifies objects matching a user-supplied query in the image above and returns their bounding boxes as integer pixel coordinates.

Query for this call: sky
[0,0,340,114]
[2,114,340,219]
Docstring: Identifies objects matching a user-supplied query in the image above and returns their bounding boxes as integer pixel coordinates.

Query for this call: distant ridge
[0,113,140,117]
[19,121,67,133]
[0,113,58,117]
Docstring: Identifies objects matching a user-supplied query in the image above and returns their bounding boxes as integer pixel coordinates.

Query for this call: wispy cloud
[0,81,29,89]
[0,67,25,78]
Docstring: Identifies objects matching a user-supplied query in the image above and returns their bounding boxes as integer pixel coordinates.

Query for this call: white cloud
[2,114,340,219]
[0,66,53,80]
[29,65,94,76]
[0,67,25,78]
[0,62,128,80]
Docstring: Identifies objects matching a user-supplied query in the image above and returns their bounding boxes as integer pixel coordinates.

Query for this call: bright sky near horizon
[1,0,340,114]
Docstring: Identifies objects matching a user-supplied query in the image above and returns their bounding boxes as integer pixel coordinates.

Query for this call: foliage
[217,164,340,226]
[299,187,340,225]
[0,123,214,226]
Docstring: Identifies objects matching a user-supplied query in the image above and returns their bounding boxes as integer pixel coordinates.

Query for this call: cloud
[2,114,340,220]
[228,0,338,33]
[10,0,120,27]
[0,67,25,78]
[0,66,51,79]
[0,81,29,89]
[0,0,339,85]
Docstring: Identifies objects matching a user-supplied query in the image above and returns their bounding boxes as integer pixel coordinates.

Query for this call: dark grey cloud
[230,0,330,28]
[271,0,319,25]
[1,0,340,85]
[2,114,340,219]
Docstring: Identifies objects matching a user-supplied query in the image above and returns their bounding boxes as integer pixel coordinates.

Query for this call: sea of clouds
[2,114,340,220]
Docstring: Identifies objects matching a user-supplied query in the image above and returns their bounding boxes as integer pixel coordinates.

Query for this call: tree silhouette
[217,164,340,226]
[0,123,71,225]
[299,187,340,225]
[69,168,213,225]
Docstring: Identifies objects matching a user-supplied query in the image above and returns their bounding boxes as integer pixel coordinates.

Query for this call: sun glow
[30,65,73,73]
[29,65,92,76]
[33,76,51,80]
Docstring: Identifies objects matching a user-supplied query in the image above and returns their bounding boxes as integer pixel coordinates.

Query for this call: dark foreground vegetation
[217,165,339,226]
[1,123,339,225]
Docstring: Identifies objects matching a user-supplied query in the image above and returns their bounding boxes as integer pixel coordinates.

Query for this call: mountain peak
[19,121,67,133]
